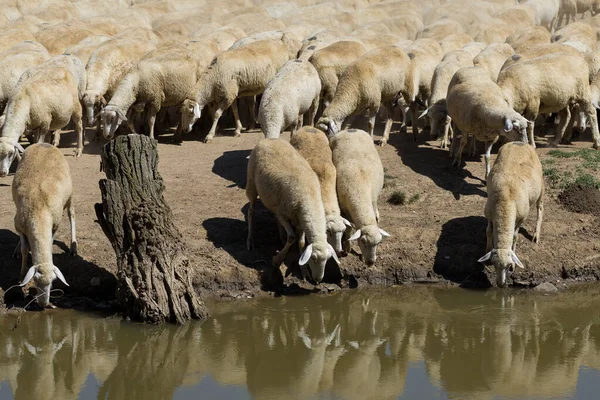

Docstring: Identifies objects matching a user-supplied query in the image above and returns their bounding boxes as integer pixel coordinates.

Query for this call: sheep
[0,41,50,116]
[0,28,36,53]
[478,141,544,287]
[446,67,529,178]
[473,43,515,82]
[83,37,157,127]
[505,26,551,52]
[316,45,411,147]
[12,143,75,308]
[297,29,349,60]
[558,0,577,27]
[0,55,86,158]
[290,126,350,255]
[497,52,600,148]
[63,35,111,65]
[258,60,321,139]
[404,38,445,140]
[98,45,211,141]
[34,21,95,55]
[500,43,581,71]
[179,35,299,142]
[246,138,339,283]
[330,129,389,266]
[308,40,367,107]
[439,33,475,54]
[520,0,560,32]
[551,21,596,51]
[421,49,475,149]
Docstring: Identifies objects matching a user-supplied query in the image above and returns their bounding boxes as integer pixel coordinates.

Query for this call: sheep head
[348,225,390,266]
[20,263,69,307]
[316,117,340,137]
[99,105,127,140]
[326,216,352,255]
[502,115,529,143]
[298,241,339,283]
[82,91,106,127]
[180,99,201,133]
[0,138,23,177]
[422,102,448,140]
[478,248,524,287]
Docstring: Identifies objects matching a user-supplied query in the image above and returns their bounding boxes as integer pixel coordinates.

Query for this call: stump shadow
[388,131,487,200]
[433,216,491,288]
[212,149,251,189]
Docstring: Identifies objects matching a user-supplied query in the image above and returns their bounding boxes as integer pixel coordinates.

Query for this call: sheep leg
[380,104,395,146]
[585,103,600,149]
[231,100,243,137]
[247,96,257,131]
[147,106,158,140]
[441,116,451,149]
[469,135,477,157]
[68,198,77,255]
[276,221,286,245]
[290,119,299,137]
[205,106,224,143]
[368,111,377,138]
[533,195,544,244]
[94,117,102,142]
[52,129,61,147]
[125,109,137,134]
[484,140,495,180]
[35,129,46,144]
[19,232,29,278]
[485,221,493,253]
[272,217,295,267]
[308,93,319,126]
[297,114,304,129]
[452,131,468,166]
[246,189,256,251]
[410,102,419,140]
[551,107,570,146]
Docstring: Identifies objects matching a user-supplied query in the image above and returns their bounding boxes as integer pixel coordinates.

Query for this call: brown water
[1,286,600,400]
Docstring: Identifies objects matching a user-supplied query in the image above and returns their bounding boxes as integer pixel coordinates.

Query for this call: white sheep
[473,43,515,82]
[0,55,86,159]
[13,143,75,308]
[179,35,299,142]
[330,129,390,266]
[246,138,339,283]
[446,67,529,178]
[478,141,544,287]
[290,126,351,255]
[316,45,411,146]
[258,59,321,139]
[520,0,560,32]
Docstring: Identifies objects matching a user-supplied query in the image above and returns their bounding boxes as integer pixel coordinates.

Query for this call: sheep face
[82,91,106,127]
[20,263,69,307]
[316,117,341,137]
[180,99,201,133]
[503,116,529,143]
[348,225,391,266]
[478,248,525,287]
[326,217,351,255]
[100,106,127,139]
[298,242,340,283]
[424,105,448,140]
[0,140,22,177]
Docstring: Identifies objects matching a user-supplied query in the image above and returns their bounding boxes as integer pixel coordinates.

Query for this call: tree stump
[95,134,208,324]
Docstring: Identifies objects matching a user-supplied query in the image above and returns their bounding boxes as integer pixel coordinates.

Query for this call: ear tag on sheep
[348,229,362,241]
[53,266,69,286]
[299,243,313,266]
[379,228,391,237]
[14,143,24,153]
[478,250,494,263]
[342,218,353,228]
[328,120,339,135]
[327,243,340,265]
[510,251,525,269]
[193,103,201,119]
[19,266,37,286]
[503,118,513,132]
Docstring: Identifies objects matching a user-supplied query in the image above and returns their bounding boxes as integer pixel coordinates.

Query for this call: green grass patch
[408,193,420,204]
[574,174,600,188]
[388,190,407,205]
[543,167,561,186]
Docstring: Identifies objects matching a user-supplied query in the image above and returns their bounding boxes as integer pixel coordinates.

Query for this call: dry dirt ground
[2,113,600,307]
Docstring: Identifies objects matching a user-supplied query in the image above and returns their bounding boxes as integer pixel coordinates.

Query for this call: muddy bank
[2,123,600,310]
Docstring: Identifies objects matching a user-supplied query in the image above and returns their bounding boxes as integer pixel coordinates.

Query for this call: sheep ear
[379,228,391,237]
[193,102,201,119]
[342,217,353,228]
[348,229,362,241]
[504,118,513,132]
[53,266,69,286]
[298,243,313,266]
[418,108,429,119]
[478,251,493,263]
[511,250,525,269]
[593,101,600,110]
[327,243,340,265]
[116,108,128,122]
[14,143,25,153]
[19,266,36,286]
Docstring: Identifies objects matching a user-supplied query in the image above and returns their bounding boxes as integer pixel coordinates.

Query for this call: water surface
[2,285,600,399]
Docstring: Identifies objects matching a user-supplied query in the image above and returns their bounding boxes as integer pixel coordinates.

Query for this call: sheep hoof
[234,132,242,138]
[594,143,600,150]
[75,148,82,158]
[70,242,78,256]
[203,136,213,144]
[45,303,57,309]
[272,254,284,267]
[246,239,253,251]
[379,139,387,147]
[532,234,539,244]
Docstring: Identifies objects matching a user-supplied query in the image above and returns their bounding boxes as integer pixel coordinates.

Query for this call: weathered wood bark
[95,134,208,324]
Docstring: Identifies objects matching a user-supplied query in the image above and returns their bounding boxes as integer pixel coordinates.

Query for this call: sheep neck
[1,95,30,143]
[298,203,327,245]
[28,212,54,267]
[196,70,216,108]
[107,71,139,112]
[347,193,377,228]
[323,85,358,124]
[493,200,516,250]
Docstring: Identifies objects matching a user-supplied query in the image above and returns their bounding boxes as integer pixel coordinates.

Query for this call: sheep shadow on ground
[0,229,117,307]
[433,216,491,288]
[388,129,487,200]
[202,202,339,293]
[212,149,251,189]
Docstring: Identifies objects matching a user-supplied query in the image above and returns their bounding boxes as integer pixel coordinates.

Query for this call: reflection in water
[2,286,600,399]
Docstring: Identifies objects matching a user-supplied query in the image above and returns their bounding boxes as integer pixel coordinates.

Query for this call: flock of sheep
[1,0,600,307]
